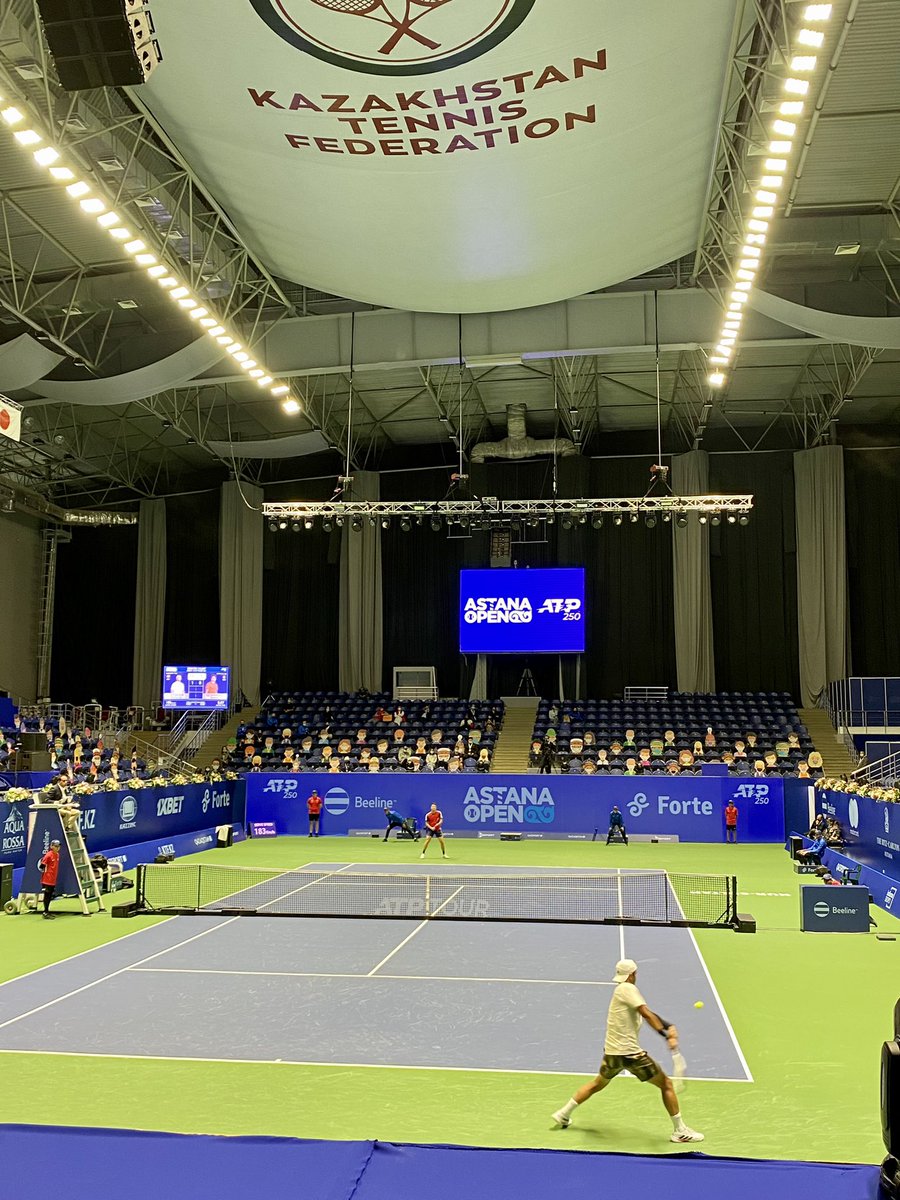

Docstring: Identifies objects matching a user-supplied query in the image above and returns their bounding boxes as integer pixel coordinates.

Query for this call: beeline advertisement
[246,773,786,842]
[459,567,585,654]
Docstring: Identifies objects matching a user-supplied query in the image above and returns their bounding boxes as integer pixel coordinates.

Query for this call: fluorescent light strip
[1,94,285,399]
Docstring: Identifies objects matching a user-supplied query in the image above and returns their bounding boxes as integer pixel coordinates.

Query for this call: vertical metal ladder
[64,822,106,914]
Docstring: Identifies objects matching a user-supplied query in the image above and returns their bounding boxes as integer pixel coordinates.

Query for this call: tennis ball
[693,1001,704,1009]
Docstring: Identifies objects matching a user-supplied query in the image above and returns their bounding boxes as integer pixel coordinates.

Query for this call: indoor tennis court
[0,861,750,1081]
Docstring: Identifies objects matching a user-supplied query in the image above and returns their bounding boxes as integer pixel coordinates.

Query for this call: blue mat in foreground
[0,1125,881,1200]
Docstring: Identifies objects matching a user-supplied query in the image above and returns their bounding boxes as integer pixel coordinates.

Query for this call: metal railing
[852,746,900,787]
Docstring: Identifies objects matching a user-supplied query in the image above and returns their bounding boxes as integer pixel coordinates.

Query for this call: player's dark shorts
[425,825,443,837]
[599,1052,661,1083]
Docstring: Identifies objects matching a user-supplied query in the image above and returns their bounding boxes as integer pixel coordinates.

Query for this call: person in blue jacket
[383,804,418,842]
[796,835,827,866]
[607,806,628,845]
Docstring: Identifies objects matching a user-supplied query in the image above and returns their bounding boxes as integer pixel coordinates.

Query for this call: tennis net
[135,864,739,928]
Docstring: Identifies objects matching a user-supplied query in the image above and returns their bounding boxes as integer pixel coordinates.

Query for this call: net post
[136,863,145,911]
[730,875,738,926]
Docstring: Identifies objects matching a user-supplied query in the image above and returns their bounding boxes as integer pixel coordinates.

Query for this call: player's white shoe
[551,1110,571,1128]
[670,1128,704,1143]
[420,852,425,858]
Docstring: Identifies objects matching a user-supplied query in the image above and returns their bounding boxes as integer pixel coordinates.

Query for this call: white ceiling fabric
[29,337,226,406]
[207,431,330,459]
[749,289,900,351]
[141,0,738,313]
[0,334,63,391]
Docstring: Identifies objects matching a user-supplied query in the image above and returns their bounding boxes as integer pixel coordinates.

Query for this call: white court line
[0,917,241,1032]
[366,886,464,976]
[683,922,754,1083]
[0,1047,751,1081]
[0,860,318,998]
[253,861,355,911]
[651,873,754,1084]
[128,967,617,987]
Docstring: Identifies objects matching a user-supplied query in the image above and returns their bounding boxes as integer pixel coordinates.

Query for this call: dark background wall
[50,447,900,704]
[162,490,220,665]
[52,524,138,706]
[845,447,900,675]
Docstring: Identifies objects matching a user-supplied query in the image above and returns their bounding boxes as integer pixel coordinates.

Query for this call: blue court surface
[0,863,752,1081]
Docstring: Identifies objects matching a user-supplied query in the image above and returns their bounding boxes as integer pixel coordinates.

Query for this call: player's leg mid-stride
[551,958,703,1144]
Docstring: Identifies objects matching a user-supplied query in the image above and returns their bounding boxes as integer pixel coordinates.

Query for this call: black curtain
[580,457,677,696]
[51,526,138,706]
[709,452,800,695]
[261,478,340,693]
[845,448,900,674]
[162,491,220,664]
[380,469,465,696]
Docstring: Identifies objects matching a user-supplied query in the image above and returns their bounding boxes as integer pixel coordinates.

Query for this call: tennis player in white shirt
[551,958,703,1142]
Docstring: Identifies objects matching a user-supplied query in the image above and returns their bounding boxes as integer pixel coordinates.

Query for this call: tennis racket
[377,0,455,54]
[671,1050,688,1093]
[308,0,441,52]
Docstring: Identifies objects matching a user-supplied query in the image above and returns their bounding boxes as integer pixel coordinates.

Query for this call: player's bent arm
[638,1005,679,1048]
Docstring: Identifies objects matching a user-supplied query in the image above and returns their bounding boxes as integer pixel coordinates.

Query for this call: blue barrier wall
[246,773,786,842]
[1,781,240,872]
[816,788,900,885]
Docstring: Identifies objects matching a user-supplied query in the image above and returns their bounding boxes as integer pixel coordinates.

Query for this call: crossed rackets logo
[250,0,536,75]
[311,0,456,57]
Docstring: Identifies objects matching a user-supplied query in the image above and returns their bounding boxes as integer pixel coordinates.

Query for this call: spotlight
[613,514,623,527]
[334,517,343,529]
[676,514,688,528]
[645,513,657,529]
[459,518,470,530]
[278,520,288,531]
[351,517,363,532]
[430,515,442,532]
[322,518,333,532]
[304,518,314,531]
[291,522,301,533]
[578,515,587,526]
[661,512,672,524]
[629,513,639,524]
[381,517,391,529]
[528,517,539,528]
[591,514,603,530]
[561,516,574,531]
[369,516,377,528]
[268,520,278,532]
[727,514,737,525]
[739,514,750,526]
[400,517,412,532]
[698,514,708,525]
[710,513,722,526]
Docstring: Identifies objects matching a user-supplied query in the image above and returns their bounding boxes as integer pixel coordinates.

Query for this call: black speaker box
[883,1041,900,1156]
[20,732,47,752]
[37,0,146,90]
[735,912,757,934]
[23,751,53,771]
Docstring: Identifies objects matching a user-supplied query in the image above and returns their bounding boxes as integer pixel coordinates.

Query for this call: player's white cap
[613,958,638,982]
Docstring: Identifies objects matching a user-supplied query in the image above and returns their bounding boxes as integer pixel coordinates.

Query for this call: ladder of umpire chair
[64,824,106,914]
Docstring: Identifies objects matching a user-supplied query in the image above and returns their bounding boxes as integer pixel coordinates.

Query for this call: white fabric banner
[794,445,848,708]
[141,0,738,312]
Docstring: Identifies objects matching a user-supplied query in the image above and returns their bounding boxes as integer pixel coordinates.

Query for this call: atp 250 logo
[249,0,536,75]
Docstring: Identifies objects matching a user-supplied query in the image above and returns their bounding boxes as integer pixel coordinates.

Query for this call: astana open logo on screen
[249,0,536,76]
